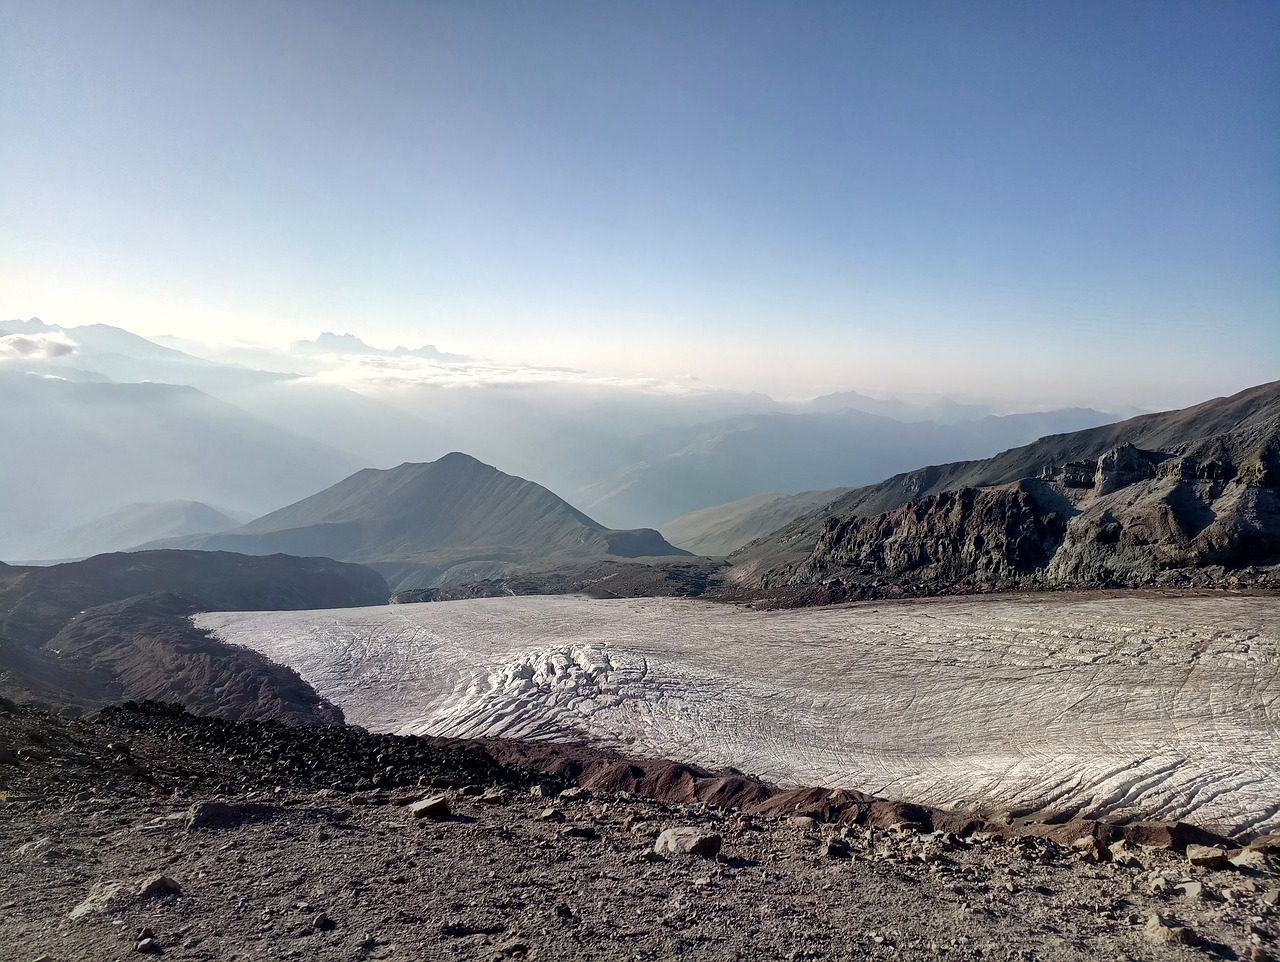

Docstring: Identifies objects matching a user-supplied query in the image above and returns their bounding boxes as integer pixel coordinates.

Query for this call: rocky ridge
[0,551,386,721]
[728,381,1280,603]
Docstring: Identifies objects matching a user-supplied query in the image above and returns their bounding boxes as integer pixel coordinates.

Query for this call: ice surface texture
[197,594,1280,837]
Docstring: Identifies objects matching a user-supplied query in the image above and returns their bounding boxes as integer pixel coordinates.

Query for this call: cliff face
[729,381,1280,589]
[758,438,1280,597]
[787,482,1068,588]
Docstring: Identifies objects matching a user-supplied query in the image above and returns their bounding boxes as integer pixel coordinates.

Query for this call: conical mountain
[153,453,688,586]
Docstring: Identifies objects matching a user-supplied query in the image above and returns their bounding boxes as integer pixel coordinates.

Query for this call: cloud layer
[0,331,76,361]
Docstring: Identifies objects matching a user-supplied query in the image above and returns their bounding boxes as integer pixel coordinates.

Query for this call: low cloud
[0,331,76,361]
[308,351,703,395]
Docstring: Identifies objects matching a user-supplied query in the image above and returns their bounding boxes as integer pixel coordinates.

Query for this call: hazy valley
[2,321,1277,962]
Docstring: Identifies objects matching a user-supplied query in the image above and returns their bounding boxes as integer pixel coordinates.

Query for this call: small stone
[135,938,158,954]
[313,912,335,931]
[408,795,451,820]
[69,881,125,920]
[654,827,722,857]
[1173,881,1205,900]
[1230,849,1268,871]
[558,787,591,802]
[1148,875,1170,894]
[477,788,508,805]
[530,784,555,798]
[1246,948,1273,962]
[137,874,182,899]
[790,816,820,831]
[1144,913,1198,946]
[538,808,564,822]
[1262,887,1280,906]
[1186,844,1229,869]
[1071,836,1110,862]
[562,825,598,840]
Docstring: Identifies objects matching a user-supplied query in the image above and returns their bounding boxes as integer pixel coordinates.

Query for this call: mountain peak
[153,452,689,587]
[292,333,377,355]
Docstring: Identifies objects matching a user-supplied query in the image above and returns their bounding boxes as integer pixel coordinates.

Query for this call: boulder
[654,827,722,857]
[69,881,125,921]
[1144,914,1198,946]
[408,795,451,820]
[1186,844,1229,869]
[137,875,182,899]
[820,837,853,860]
[187,800,279,831]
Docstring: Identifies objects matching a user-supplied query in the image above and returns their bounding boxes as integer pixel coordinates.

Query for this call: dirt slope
[0,550,386,722]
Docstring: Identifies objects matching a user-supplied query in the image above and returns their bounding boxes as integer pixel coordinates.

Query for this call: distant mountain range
[290,332,470,362]
[659,488,852,556]
[36,501,247,562]
[0,316,1229,562]
[577,407,1122,528]
[726,380,1280,599]
[150,453,689,591]
[0,370,359,560]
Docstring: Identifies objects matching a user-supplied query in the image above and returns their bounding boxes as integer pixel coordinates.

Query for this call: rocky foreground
[2,699,1278,962]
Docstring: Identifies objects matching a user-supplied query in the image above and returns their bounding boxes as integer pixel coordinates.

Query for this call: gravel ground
[2,701,1277,962]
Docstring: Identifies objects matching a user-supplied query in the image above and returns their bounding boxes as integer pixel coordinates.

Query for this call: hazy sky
[2,0,1277,405]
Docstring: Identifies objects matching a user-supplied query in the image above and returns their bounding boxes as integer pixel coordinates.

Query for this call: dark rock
[137,874,182,898]
[188,800,279,831]
[820,837,853,859]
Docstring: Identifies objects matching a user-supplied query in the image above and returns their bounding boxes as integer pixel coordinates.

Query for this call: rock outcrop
[730,381,1280,598]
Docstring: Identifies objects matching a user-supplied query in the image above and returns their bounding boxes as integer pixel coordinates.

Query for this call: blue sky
[2,0,1276,404]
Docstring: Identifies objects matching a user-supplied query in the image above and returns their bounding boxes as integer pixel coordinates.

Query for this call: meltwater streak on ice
[196,594,1280,837]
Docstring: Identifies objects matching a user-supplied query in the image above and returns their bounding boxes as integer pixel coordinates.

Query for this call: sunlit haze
[3,0,1277,406]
